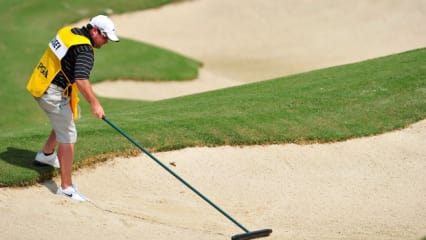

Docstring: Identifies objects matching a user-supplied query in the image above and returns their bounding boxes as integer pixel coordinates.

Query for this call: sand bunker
[1,119,425,240]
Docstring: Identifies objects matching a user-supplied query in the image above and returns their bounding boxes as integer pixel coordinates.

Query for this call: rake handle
[102,117,251,233]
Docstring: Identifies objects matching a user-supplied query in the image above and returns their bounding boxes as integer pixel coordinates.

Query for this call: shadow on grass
[0,147,58,190]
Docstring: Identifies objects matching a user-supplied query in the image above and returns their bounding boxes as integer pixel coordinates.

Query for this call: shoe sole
[33,160,58,168]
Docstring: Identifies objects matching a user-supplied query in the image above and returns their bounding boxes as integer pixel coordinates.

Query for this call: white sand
[2,1,425,240]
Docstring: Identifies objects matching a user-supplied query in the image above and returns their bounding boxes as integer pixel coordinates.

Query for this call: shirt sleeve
[74,45,94,80]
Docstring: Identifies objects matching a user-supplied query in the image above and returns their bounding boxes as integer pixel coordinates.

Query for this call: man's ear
[89,27,98,36]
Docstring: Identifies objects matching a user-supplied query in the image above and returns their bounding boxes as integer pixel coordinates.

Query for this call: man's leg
[42,130,57,154]
[58,142,74,189]
[34,130,60,168]
[57,142,89,202]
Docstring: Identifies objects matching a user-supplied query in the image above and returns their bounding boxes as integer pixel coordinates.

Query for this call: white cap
[89,15,119,42]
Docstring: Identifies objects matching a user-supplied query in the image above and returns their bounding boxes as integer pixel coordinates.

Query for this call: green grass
[1,1,425,186]
[2,48,426,186]
[0,0,200,129]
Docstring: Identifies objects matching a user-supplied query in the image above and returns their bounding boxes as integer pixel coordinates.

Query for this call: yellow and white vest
[26,26,92,120]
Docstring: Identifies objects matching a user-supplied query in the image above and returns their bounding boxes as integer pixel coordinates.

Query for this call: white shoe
[57,185,90,202]
[34,151,60,168]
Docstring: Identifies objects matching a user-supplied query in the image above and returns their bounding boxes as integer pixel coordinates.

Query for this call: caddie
[26,15,119,202]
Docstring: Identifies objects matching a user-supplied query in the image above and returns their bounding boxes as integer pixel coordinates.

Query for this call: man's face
[90,27,109,49]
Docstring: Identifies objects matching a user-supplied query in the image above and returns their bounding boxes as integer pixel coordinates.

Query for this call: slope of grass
[1,48,425,186]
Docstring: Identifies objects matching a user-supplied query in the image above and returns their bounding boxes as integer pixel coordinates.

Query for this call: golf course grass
[1,1,425,186]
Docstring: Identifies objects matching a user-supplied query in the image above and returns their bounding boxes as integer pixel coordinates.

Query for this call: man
[26,15,119,202]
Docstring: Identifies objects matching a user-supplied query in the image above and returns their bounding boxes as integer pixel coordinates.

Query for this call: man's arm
[75,79,105,119]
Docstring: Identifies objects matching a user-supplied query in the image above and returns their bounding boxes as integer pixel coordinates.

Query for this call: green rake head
[232,229,272,240]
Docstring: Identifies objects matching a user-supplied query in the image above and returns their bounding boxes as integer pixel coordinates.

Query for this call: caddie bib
[26,26,92,120]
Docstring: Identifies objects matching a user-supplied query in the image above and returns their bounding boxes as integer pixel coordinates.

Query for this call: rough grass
[1,48,425,186]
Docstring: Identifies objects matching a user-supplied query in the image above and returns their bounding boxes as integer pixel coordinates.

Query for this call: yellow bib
[26,26,92,120]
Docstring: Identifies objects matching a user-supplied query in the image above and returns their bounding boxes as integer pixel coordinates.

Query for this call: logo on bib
[37,62,48,78]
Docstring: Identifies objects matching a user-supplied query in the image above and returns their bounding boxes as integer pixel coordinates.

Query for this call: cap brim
[106,32,119,42]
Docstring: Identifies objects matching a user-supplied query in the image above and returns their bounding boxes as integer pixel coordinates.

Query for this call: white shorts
[36,84,77,143]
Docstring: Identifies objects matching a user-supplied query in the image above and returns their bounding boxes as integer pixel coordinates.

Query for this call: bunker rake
[103,117,272,240]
